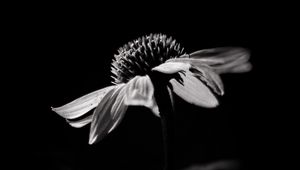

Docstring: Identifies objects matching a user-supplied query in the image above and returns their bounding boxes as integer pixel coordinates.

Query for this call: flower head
[52,33,251,144]
[111,33,185,84]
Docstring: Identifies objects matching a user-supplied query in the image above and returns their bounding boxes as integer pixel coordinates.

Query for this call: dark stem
[150,73,175,170]
[160,107,175,170]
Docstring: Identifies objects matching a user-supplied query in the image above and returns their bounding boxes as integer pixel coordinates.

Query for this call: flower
[52,33,251,145]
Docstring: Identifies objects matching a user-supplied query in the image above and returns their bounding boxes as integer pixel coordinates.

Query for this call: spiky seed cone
[111,33,185,84]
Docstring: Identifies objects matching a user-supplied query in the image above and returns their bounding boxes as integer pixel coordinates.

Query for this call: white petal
[170,70,219,108]
[167,58,208,67]
[214,59,252,73]
[108,85,128,132]
[167,58,224,96]
[152,62,190,74]
[52,85,116,119]
[67,115,92,128]
[189,47,251,74]
[191,65,224,96]
[150,100,160,117]
[124,75,159,116]
[89,84,127,144]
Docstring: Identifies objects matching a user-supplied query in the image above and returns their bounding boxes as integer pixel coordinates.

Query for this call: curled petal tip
[235,62,252,73]
[208,98,219,107]
[89,136,96,145]
[51,106,58,111]
[151,105,160,117]
[220,91,225,96]
[67,115,92,128]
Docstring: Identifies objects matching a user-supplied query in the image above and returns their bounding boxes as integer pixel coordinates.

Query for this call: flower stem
[160,107,175,170]
[150,73,175,170]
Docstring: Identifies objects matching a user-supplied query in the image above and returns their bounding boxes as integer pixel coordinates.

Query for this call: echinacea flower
[52,33,251,145]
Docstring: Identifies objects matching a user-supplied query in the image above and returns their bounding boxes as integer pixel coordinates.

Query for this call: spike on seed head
[111,33,186,84]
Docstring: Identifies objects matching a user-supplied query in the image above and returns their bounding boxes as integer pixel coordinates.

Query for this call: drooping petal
[151,100,159,117]
[66,84,129,129]
[188,47,251,74]
[190,65,224,96]
[89,84,127,144]
[170,70,219,108]
[124,75,159,117]
[152,62,190,74]
[52,85,116,119]
[166,58,224,96]
[67,115,92,128]
[108,84,128,132]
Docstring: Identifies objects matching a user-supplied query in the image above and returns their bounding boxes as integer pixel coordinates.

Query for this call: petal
[189,47,251,74]
[89,84,127,144]
[170,70,219,108]
[151,100,160,117]
[167,58,209,67]
[124,75,159,116]
[52,85,116,119]
[166,58,224,96]
[67,115,92,128]
[108,84,128,132]
[190,65,224,96]
[124,75,154,107]
[152,62,190,74]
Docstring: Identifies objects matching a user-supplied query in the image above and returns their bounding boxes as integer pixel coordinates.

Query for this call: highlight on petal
[89,84,127,144]
[189,47,251,74]
[51,85,116,119]
[152,62,190,74]
[124,75,160,117]
[170,70,219,108]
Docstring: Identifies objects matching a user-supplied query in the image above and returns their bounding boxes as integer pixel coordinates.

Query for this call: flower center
[111,33,185,84]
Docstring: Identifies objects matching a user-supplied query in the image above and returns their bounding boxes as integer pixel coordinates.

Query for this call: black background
[5,3,294,170]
